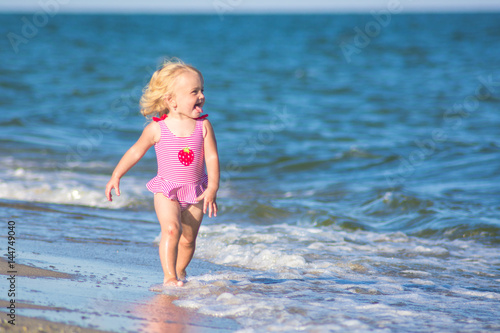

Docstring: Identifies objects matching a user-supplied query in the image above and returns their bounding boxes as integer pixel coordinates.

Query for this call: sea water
[1,13,500,332]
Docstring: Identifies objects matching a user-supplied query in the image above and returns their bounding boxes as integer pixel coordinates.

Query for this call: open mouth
[194,101,203,113]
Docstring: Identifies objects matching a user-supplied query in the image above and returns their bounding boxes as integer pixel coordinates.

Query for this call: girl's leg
[176,200,204,281]
[154,193,184,286]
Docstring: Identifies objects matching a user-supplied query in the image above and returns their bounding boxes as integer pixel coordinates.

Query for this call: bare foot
[163,277,184,287]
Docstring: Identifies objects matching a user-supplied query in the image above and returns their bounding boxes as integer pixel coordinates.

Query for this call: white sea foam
[0,159,150,209]
[159,222,500,332]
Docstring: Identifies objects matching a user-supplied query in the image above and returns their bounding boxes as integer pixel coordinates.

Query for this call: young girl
[105,59,220,287]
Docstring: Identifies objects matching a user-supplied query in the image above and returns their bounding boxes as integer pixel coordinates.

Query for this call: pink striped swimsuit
[146,116,208,210]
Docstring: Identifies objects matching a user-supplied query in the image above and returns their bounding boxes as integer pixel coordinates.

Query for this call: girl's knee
[179,235,196,248]
[162,222,182,238]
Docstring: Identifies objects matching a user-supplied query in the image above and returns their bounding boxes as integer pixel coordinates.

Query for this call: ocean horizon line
[1,7,500,15]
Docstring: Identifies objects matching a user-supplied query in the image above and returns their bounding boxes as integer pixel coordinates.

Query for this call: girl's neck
[168,110,195,121]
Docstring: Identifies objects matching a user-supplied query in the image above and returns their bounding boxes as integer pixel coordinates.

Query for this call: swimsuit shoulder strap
[152,114,167,122]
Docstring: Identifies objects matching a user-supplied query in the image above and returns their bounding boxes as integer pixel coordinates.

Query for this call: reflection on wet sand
[136,294,191,333]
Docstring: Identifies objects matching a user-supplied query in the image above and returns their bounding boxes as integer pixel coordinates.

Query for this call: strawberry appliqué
[178,147,194,166]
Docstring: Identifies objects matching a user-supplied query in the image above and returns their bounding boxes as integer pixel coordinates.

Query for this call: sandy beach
[0,200,239,333]
[0,258,107,333]
[0,246,238,333]
[1,312,108,333]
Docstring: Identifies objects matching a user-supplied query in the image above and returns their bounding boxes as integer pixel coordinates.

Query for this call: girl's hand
[196,188,218,218]
[105,177,120,202]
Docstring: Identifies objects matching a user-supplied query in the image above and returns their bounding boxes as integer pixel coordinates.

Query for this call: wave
[415,223,500,244]
[0,161,150,210]
[2,163,498,244]
[359,191,435,218]
[1,151,498,245]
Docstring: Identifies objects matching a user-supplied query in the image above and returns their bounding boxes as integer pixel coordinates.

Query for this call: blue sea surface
[1,13,500,332]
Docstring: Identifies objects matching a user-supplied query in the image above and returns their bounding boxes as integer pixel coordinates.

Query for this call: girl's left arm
[197,119,220,217]
[105,122,158,201]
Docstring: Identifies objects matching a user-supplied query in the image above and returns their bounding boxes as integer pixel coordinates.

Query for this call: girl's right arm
[105,122,159,201]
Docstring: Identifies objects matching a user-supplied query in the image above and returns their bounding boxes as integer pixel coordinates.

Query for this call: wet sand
[0,258,107,332]
[0,257,73,278]
[0,202,239,333]
[0,312,108,333]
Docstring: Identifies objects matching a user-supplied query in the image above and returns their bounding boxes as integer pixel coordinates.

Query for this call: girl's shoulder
[143,119,162,144]
[196,114,211,137]
[200,117,215,138]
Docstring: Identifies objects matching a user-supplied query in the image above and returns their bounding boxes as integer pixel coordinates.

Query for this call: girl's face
[169,70,205,119]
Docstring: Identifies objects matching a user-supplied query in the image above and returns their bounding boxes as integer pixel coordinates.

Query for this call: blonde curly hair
[140,58,203,118]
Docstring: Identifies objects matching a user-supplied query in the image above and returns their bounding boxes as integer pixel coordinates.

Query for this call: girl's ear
[164,94,176,109]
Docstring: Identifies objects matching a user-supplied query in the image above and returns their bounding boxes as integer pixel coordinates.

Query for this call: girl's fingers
[105,186,112,201]
[208,201,217,218]
[195,191,217,217]
[105,182,120,201]
[204,199,209,215]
